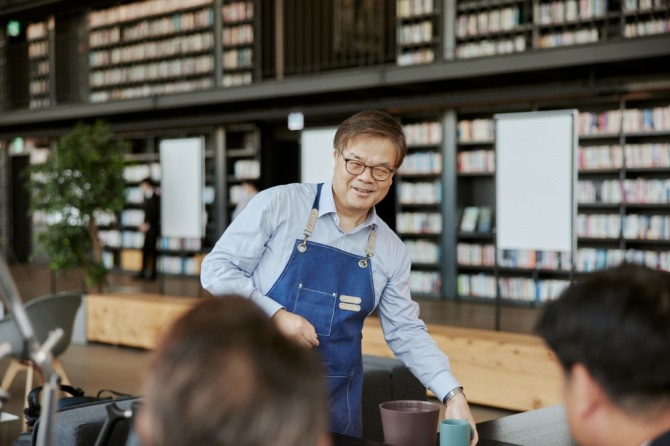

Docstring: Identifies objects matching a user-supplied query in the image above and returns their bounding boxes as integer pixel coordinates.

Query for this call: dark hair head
[536,263,670,415]
[334,110,407,167]
[140,177,158,188]
[141,296,328,446]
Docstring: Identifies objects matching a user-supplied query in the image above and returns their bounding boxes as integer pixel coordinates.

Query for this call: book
[477,207,493,233]
[460,206,480,232]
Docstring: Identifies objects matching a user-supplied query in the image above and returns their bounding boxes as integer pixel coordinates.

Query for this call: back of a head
[537,263,670,416]
[140,296,328,446]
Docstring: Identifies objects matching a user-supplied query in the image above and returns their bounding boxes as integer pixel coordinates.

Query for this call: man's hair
[536,263,670,416]
[141,296,328,446]
[334,110,407,168]
[139,177,158,188]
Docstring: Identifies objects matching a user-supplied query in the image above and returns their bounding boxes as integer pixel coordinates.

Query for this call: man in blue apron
[201,110,478,444]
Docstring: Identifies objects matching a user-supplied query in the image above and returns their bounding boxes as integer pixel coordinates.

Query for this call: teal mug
[439,418,470,446]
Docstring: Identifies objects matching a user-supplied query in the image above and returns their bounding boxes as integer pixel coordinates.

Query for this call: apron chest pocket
[293,286,336,336]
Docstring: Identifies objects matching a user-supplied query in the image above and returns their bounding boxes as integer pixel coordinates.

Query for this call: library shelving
[396,117,444,297]
[224,124,261,227]
[27,18,52,110]
[86,0,216,103]
[221,0,257,87]
[396,0,441,66]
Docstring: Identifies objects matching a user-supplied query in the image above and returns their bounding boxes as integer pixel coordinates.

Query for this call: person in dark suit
[537,264,670,446]
[136,177,160,280]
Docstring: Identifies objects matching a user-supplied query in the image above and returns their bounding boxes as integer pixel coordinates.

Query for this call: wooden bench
[86,293,562,411]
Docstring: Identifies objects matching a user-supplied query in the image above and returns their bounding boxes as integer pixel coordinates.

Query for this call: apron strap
[298,184,323,253]
[358,228,376,269]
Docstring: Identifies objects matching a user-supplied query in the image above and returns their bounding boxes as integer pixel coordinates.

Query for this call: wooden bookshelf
[396,0,441,65]
[221,0,257,87]
[396,117,444,298]
[87,0,216,103]
[224,124,261,227]
[27,18,52,109]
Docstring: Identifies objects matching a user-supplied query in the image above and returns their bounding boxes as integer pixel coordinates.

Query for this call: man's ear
[569,363,607,420]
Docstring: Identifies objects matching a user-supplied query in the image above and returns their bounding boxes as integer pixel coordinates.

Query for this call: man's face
[331,136,397,220]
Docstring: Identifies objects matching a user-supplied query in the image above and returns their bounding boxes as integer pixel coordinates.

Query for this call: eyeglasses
[340,155,396,181]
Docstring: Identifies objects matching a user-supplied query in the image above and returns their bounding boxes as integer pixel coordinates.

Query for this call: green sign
[7,20,20,37]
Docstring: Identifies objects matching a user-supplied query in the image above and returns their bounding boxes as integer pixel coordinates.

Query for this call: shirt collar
[320,178,379,230]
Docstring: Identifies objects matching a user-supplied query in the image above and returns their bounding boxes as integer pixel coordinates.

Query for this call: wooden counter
[86,293,562,411]
[86,293,201,349]
[361,318,562,412]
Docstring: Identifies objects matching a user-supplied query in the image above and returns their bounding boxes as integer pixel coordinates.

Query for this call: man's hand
[271,309,319,348]
[444,393,479,446]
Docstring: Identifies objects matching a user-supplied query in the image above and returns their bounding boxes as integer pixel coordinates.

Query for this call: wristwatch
[443,386,465,406]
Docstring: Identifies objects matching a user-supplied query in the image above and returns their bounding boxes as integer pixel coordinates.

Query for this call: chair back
[0,292,82,360]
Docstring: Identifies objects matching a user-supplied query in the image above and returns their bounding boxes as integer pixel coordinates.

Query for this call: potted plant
[27,120,128,292]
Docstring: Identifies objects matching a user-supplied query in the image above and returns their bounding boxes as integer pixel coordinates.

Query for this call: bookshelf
[221,0,257,87]
[396,0,441,66]
[396,117,444,298]
[224,124,261,227]
[27,18,52,109]
[87,0,216,103]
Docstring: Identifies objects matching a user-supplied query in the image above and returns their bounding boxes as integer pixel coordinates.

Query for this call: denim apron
[267,183,376,437]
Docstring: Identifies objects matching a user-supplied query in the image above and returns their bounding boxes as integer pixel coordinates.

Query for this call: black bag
[24,384,130,428]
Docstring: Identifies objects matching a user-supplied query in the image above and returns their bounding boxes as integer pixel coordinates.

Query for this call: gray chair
[0,292,83,425]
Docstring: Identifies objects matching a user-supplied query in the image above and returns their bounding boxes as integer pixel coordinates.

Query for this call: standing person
[537,263,670,446]
[136,296,331,446]
[201,110,478,443]
[232,180,259,220]
[136,177,160,280]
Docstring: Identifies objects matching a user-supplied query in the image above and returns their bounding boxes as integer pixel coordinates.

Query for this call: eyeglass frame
[339,154,397,181]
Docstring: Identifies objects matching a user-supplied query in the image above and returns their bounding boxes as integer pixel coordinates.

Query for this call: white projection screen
[301,127,337,183]
[159,137,204,238]
[495,110,577,253]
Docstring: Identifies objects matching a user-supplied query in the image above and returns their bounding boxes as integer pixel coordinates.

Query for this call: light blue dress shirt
[201,178,461,401]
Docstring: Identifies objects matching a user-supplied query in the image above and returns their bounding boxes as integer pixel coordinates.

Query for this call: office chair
[0,292,83,425]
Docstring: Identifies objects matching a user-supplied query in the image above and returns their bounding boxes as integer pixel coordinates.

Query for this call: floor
[0,263,533,445]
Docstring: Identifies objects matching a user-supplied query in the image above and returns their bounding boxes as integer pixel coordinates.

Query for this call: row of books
[456,243,495,266]
[159,255,203,275]
[120,209,145,227]
[397,0,436,18]
[409,271,442,294]
[456,7,522,38]
[233,159,260,179]
[533,0,608,25]
[536,27,599,48]
[222,72,253,87]
[578,106,670,135]
[396,212,442,234]
[578,179,670,204]
[222,24,254,46]
[29,80,48,96]
[89,77,214,102]
[624,18,670,38]
[397,181,442,204]
[124,163,161,183]
[90,55,215,87]
[456,273,569,302]
[222,1,254,24]
[90,10,214,48]
[398,20,434,45]
[27,20,51,41]
[459,206,493,232]
[89,33,215,67]
[397,152,442,175]
[623,0,668,11]
[576,248,670,271]
[457,118,494,142]
[223,48,253,69]
[28,41,48,59]
[88,0,212,28]
[579,213,670,240]
[457,149,495,173]
[159,237,202,251]
[397,48,435,66]
[30,60,50,77]
[403,122,443,145]
[497,249,572,270]
[404,239,441,264]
